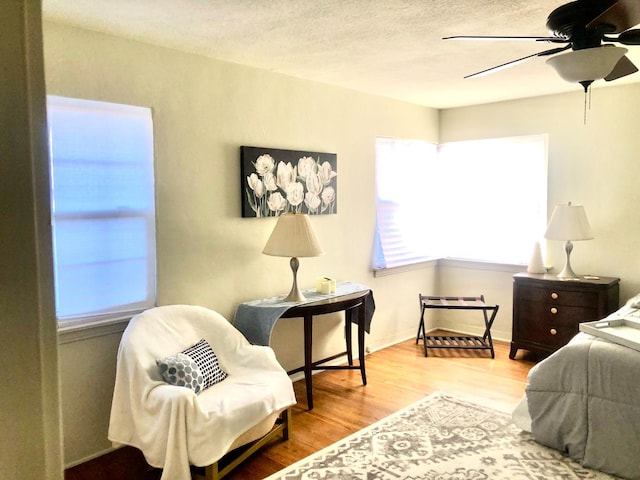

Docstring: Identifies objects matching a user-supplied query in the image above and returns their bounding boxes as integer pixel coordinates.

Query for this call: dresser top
[514,272,620,287]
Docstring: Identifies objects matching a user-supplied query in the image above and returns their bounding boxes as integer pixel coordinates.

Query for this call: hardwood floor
[64,336,540,480]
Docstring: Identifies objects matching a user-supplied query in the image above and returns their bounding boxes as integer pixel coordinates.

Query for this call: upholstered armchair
[108,305,296,480]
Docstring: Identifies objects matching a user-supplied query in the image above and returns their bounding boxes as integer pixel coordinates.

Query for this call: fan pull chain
[579,80,593,125]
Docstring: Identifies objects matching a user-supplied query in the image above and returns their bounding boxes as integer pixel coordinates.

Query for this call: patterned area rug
[266,392,616,480]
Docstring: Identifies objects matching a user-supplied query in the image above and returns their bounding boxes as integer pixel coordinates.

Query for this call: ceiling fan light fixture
[545,46,628,83]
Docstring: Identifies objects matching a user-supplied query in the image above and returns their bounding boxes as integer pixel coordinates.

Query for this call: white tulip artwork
[241,146,338,218]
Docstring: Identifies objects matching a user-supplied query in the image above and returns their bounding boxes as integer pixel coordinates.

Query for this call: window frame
[373,134,548,271]
[47,95,157,335]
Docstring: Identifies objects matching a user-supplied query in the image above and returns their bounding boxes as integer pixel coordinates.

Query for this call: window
[47,96,156,327]
[374,135,547,269]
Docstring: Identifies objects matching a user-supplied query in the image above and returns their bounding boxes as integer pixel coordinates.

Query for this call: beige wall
[43,18,640,470]
[43,21,440,466]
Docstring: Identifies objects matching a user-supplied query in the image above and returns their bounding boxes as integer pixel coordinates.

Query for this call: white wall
[43,21,440,466]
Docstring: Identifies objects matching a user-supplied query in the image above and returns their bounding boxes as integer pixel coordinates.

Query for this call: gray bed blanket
[526,332,640,479]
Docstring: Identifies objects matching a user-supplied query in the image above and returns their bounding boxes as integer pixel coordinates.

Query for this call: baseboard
[287,324,510,384]
[367,328,418,354]
[435,325,510,344]
[287,329,417,383]
[376,327,511,350]
[64,444,122,470]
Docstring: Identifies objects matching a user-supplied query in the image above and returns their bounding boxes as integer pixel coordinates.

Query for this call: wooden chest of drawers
[510,272,619,359]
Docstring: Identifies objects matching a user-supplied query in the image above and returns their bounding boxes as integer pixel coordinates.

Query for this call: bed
[512,295,640,480]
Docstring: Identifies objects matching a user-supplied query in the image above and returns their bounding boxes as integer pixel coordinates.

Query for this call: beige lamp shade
[544,202,593,280]
[546,47,627,83]
[263,213,324,302]
[544,203,593,241]
[263,213,324,258]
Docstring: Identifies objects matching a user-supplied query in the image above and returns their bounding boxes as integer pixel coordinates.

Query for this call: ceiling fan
[444,0,640,91]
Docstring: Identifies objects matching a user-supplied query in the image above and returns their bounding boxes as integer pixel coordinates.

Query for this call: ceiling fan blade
[443,35,567,43]
[465,54,538,78]
[587,0,640,34]
[615,28,640,45]
[464,46,570,79]
[605,55,639,80]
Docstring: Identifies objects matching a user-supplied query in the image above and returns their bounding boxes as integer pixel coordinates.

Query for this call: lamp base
[283,257,306,302]
[556,240,580,280]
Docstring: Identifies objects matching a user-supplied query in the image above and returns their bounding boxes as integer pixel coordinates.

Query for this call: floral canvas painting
[241,146,338,217]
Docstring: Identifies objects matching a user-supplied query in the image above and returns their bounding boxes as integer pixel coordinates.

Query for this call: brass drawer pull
[551,292,559,300]
[550,328,557,335]
[550,307,558,314]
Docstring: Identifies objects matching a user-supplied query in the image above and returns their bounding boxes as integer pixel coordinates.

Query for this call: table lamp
[544,201,593,280]
[263,213,324,302]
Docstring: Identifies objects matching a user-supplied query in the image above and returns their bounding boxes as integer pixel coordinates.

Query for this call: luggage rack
[416,295,499,358]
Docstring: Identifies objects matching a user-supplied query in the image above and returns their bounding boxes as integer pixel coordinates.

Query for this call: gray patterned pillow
[157,352,204,393]
[157,338,227,393]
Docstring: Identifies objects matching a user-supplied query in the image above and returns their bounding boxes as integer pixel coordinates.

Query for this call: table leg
[345,309,353,366]
[303,314,314,410]
[358,303,367,385]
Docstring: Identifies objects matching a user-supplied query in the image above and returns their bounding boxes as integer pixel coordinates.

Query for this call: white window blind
[47,95,157,324]
[436,135,547,264]
[374,138,440,268]
[374,135,547,269]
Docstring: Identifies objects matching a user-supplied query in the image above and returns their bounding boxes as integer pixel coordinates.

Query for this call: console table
[233,282,375,409]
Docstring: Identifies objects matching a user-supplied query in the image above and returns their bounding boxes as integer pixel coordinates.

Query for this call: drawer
[516,300,593,348]
[517,284,598,308]
[517,300,598,326]
[519,319,576,350]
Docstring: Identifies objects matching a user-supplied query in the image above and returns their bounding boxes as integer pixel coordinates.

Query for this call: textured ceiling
[42,0,640,108]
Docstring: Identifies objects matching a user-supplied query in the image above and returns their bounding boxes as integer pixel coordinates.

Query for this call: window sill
[373,257,526,277]
[440,258,526,273]
[57,310,144,344]
[373,258,440,277]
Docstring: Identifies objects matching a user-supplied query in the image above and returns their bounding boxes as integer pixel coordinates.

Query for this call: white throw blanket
[108,305,296,480]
